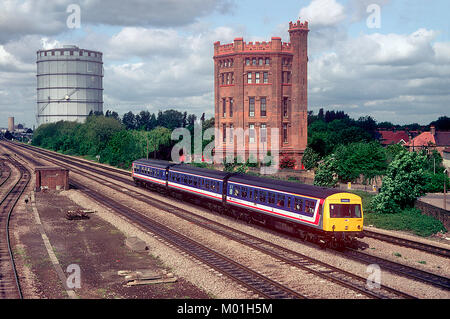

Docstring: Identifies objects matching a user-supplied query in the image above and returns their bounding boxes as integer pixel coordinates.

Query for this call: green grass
[348,190,447,237]
[364,207,447,237]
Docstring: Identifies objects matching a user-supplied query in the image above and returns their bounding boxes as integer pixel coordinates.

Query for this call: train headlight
[357,225,361,230]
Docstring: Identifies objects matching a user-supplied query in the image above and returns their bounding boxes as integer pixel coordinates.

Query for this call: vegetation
[31,110,210,169]
[364,208,446,237]
[31,107,448,236]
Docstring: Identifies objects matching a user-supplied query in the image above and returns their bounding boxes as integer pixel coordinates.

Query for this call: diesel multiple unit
[132,159,364,248]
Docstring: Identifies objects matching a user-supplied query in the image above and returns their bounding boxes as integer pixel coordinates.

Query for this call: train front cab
[322,193,364,246]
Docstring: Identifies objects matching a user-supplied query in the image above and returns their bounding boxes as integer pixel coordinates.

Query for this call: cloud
[299,0,346,28]
[308,27,450,124]
[0,0,235,43]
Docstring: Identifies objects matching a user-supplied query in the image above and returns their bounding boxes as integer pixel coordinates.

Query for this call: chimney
[430,125,436,136]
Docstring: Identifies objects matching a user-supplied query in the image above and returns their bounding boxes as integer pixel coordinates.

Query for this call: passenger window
[287,197,291,209]
[229,185,233,195]
[254,190,258,202]
[268,193,275,205]
[305,200,315,214]
[260,191,266,203]
[294,198,303,212]
[234,186,239,196]
[277,195,285,207]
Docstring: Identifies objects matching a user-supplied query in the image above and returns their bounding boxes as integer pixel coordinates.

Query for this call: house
[405,125,450,158]
[377,130,411,147]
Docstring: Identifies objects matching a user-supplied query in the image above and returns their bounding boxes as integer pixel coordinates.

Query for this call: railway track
[70,179,306,299]
[344,249,450,291]
[4,142,421,298]
[0,159,12,188]
[0,153,29,299]
[363,229,450,259]
[8,142,450,258]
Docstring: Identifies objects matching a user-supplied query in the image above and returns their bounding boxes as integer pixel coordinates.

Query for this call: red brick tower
[213,20,309,168]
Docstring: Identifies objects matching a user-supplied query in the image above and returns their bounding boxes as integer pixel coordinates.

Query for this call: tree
[302,147,321,170]
[430,116,450,131]
[122,111,136,130]
[333,142,387,184]
[157,109,185,130]
[136,110,151,130]
[371,150,429,214]
[313,155,338,187]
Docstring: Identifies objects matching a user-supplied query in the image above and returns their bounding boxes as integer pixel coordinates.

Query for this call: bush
[302,147,321,170]
[424,171,450,193]
[279,155,296,169]
[371,150,428,214]
[313,155,338,187]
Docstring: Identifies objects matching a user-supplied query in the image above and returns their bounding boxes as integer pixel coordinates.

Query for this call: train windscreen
[329,204,362,218]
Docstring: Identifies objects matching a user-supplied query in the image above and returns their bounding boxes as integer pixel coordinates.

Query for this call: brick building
[213,20,309,169]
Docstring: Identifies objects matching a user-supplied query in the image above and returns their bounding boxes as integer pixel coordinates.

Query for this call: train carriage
[131,158,364,248]
[167,164,231,204]
[226,174,363,247]
[132,159,174,188]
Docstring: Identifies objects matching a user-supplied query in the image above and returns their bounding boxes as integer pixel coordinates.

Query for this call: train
[131,158,364,248]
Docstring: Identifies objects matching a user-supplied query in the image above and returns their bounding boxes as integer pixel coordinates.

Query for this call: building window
[246,58,250,65]
[263,72,268,84]
[229,124,234,142]
[258,58,263,66]
[222,98,226,117]
[223,124,227,142]
[265,58,270,65]
[249,124,255,143]
[252,57,257,65]
[247,72,252,84]
[283,124,288,143]
[260,98,266,116]
[249,97,255,117]
[229,98,233,117]
[260,124,267,143]
[221,73,224,85]
[255,72,260,84]
[226,73,230,85]
[231,73,234,84]
[283,97,288,118]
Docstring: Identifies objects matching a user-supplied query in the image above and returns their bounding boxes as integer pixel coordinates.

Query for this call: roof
[377,130,410,146]
[405,131,450,148]
[35,166,68,171]
[434,131,450,147]
[133,158,174,169]
[170,164,232,180]
[228,173,344,199]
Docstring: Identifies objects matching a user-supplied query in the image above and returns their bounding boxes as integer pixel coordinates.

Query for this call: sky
[0,0,449,129]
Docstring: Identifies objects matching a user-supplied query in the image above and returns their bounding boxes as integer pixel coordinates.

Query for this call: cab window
[329,204,362,218]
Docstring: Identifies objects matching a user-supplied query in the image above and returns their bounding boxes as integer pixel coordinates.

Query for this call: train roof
[170,164,232,180]
[133,158,174,169]
[228,173,345,199]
